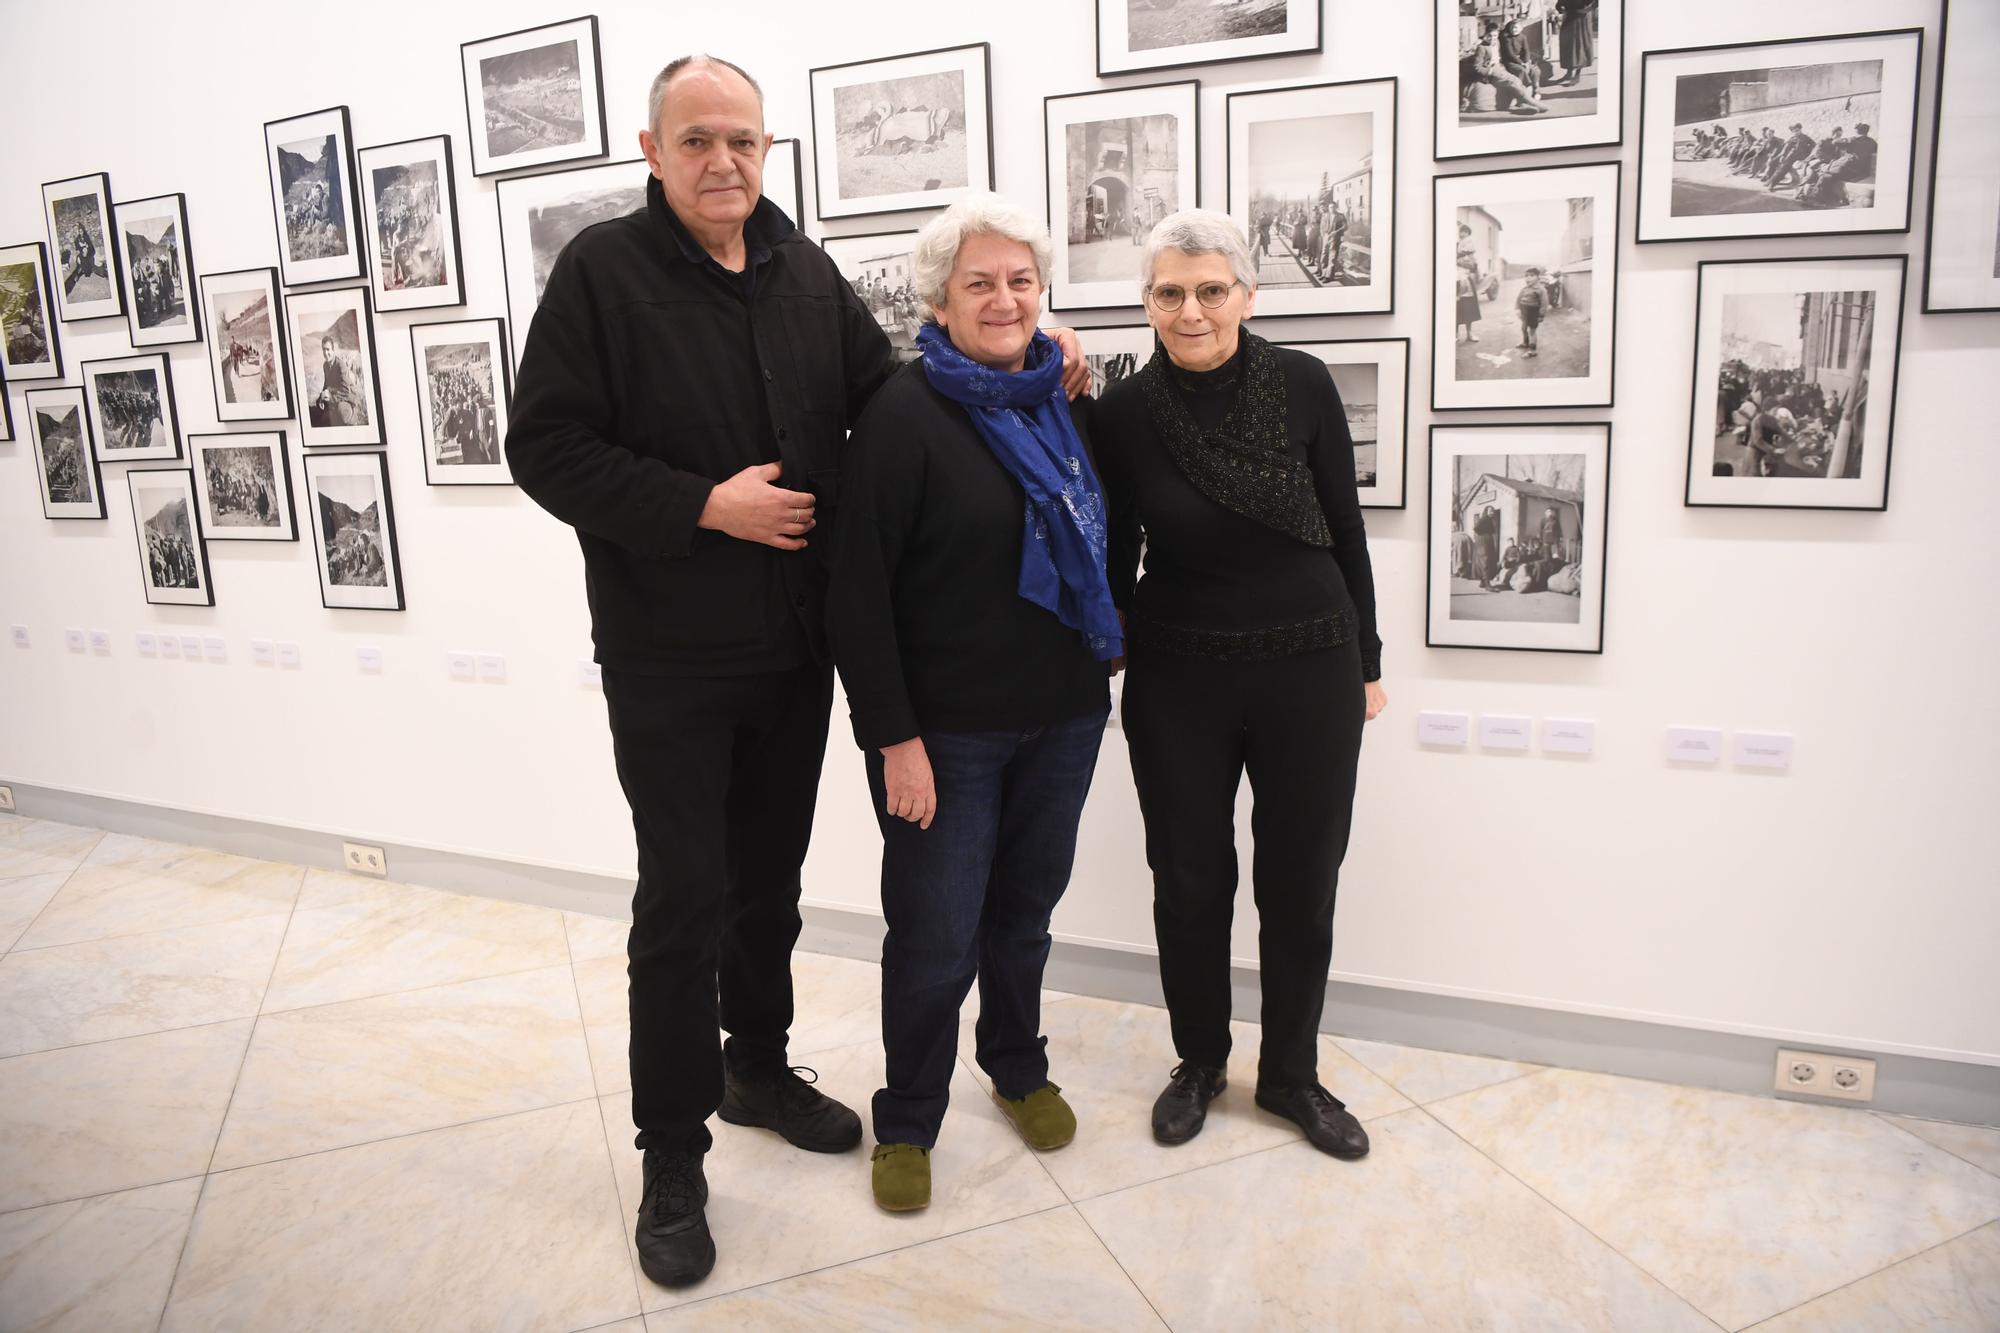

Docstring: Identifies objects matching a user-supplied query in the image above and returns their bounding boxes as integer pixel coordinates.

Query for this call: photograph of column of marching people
[1227,78,1395,317]
[461,18,605,177]
[263,107,364,286]
[1434,161,1618,410]
[286,287,383,448]
[1922,0,2000,313]
[813,45,992,220]
[1640,29,1923,242]
[411,317,512,486]
[0,242,62,381]
[1078,324,1155,399]
[192,433,297,542]
[113,195,199,348]
[26,387,104,519]
[304,452,404,610]
[83,354,181,463]
[820,232,925,365]
[1288,338,1411,508]
[200,268,291,421]
[359,136,463,312]
[1046,81,1198,310]
[1437,0,1622,160]
[496,158,647,367]
[1096,0,1319,76]
[1687,254,1905,510]
[42,173,123,321]
[128,470,213,607]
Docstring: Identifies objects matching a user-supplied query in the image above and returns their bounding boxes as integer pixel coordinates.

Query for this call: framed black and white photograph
[1687,254,1905,511]
[809,44,993,221]
[1638,28,1924,244]
[303,450,405,611]
[821,231,925,364]
[1923,1,2000,313]
[264,108,365,287]
[198,267,291,421]
[461,16,607,178]
[357,135,465,312]
[1436,0,1623,161]
[1434,160,1619,411]
[41,173,124,322]
[496,158,649,369]
[127,468,214,607]
[765,137,805,226]
[81,354,181,464]
[1045,80,1200,311]
[1428,422,1609,654]
[1078,324,1155,398]
[24,386,104,519]
[1097,0,1321,77]
[411,317,512,486]
[284,286,383,448]
[0,241,64,381]
[1286,338,1411,509]
[190,431,298,542]
[1226,78,1396,318]
[112,194,199,347]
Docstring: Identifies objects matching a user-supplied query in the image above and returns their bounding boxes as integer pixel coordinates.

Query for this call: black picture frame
[765,137,806,227]
[461,15,608,179]
[808,42,995,222]
[263,106,368,287]
[409,316,514,486]
[126,467,215,607]
[356,134,467,313]
[1096,0,1323,77]
[1284,337,1413,509]
[303,449,407,611]
[284,285,386,448]
[198,266,294,422]
[1433,0,1626,163]
[24,386,105,519]
[0,241,66,381]
[112,193,201,348]
[41,171,126,322]
[0,368,13,442]
[1635,27,1926,245]
[190,430,300,543]
[1921,0,2000,314]
[81,352,182,464]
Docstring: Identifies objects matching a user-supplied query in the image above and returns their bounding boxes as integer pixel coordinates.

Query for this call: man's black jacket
[507,176,895,674]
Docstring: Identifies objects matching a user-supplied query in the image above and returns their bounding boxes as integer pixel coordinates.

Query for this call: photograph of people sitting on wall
[1435,0,1623,160]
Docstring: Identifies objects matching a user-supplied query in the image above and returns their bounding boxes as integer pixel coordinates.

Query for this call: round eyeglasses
[1147,280,1242,312]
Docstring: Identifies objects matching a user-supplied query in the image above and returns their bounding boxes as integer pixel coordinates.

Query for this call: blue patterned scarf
[916,323,1123,661]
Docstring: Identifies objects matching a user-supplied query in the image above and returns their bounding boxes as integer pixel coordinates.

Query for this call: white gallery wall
[2,0,1995,1069]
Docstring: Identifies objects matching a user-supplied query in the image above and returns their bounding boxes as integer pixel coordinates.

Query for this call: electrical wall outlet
[341,841,388,877]
[0,785,15,813]
[1775,1048,1877,1103]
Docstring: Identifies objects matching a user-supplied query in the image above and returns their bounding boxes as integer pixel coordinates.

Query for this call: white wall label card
[11,626,30,647]
[1734,731,1794,771]
[251,639,275,666]
[1479,714,1532,750]
[576,660,602,689]
[1542,718,1597,755]
[89,630,110,654]
[160,636,181,659]
[202,636,227,663]
[356,647,384,674]
[1666,726,1724,764]
[65,628,85,653]
[136,633,158,657]
[1417,711,1471,747]
[447,652,476,681]
[476,653,507,683]
[178,635,202,661]
[275,642,301,669]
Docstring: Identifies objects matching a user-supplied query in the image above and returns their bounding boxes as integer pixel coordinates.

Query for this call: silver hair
[911,194,1054,313]
[1140,208,1257,294]
[646,55,764,136]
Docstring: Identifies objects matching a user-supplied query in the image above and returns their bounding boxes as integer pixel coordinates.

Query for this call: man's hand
[880,737,936,829]
[1049,326,1088,401]
[698,462,816,550]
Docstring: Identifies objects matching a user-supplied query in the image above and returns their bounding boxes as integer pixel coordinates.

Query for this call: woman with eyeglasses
[1092,209,1387,1162]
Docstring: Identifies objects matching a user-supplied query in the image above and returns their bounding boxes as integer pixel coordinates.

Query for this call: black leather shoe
[636,1149,715,1287]
[1255,1083,1370,1159]
[1151,1062,1227,1145]
[718,1064,863,1153]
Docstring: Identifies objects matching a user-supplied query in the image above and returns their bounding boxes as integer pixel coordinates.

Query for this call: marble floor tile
[575,952,632,1096]
[954,994,1411,1202]
[1429,1068,2000,1330]
[0,914,289,1057]
[0,815,103,880]
[262,868,568,1013]
[0,1020,250,1213]
[161,1101,637,1333]
[0,872,70,953]
[1331,1034,1541,1105]
[0,1176,202,1333]
[18,834,303,951]
[598,1038,1066,1312]
[567,910,631,963]
[212,964,595,1170]
[1082,1108,1716,1332]
[1885,1116,2000,1180]
[645,1206,1161,1331]
[1752,1220,2000,1332]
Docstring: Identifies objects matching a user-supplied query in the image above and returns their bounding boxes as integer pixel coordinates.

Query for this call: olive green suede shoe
[993,1082,1076,1150]
[870,1143,931,1212]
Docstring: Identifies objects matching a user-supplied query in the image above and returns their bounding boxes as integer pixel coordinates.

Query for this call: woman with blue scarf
[827,196,1121,1213]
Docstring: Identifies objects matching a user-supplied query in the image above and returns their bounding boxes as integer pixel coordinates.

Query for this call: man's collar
[646,174,796,269]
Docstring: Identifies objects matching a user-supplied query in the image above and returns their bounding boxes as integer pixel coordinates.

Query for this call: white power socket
[342,841,388,877]
[1775,1048,1877,1102]
[0,785,15,813]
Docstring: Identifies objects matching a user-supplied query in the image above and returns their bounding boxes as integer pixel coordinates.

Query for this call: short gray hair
[646,55,764,136]
[1141,209,1256,295]
[911,195,1054,312]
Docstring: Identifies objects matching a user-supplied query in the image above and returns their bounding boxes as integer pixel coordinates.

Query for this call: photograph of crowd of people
[50,191,113,306]
[33,401,94,506]
[277,134,353,263]
[314,472,389,587]
[1670,59,1883,217]
[0,252,57,373]
[423,341,502,467]
[1711,288,1874,480]
[480,41,587,159]
[201,443,286,530]
[823,233,925,364]
[829,69,971,203]
[1452,0,1603,127]
[89,366,169,455]
[1126,0,1287,53]
[121,213,189,332]
[1452,195,1594,381]
[211,286,283,406]
[1245,111,1374,291]
[1447,452,1586,624]
[135,484,201,591]
[297,308,372,429]
[370,160,448,292]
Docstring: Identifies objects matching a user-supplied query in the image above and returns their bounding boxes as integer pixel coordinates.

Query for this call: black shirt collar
[647,174,793,276]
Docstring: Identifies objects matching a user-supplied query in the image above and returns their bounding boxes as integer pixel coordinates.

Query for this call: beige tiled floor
[0,812,1996,1332]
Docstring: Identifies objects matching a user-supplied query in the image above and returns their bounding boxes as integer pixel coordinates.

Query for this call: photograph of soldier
[51,193,112,305]
[1669,59,1883,216]
[202,444,284,528]
[1446,452,1586,623]
[211,288,282,405]
[34,404,93,505]
[1711,288,1874,480]
[423,341,501,467]
[1127,0,1287,52]
[122,215,189,331]
[1245,111,1374,290]
[277,134,352,262]
[92,368,167,453]
[314,472,389,587]
[1065,114,1181,283]
[0,258,56,369]
[830,70,969,202]
[481,41,587,158]
[370,160,447,292]
[298,310,371,429]
[135,485,201,590]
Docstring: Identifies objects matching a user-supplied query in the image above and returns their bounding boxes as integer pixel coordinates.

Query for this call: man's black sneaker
[636,1149,715,1287]
[1151,1062,1227,1145]
[718,1064,863,1153]
[1255,1083,1370,1159]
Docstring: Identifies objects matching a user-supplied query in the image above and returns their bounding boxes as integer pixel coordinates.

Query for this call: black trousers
[601,661,834,1153]
[1120,640,1364,1091]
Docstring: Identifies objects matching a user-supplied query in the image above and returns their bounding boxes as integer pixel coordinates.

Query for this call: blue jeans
[867,708,1108,1148]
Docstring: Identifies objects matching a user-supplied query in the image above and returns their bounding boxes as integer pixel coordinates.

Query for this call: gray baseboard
[12,781,1998,1127]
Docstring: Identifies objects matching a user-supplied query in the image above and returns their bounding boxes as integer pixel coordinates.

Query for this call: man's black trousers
[601,661,834,1153]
